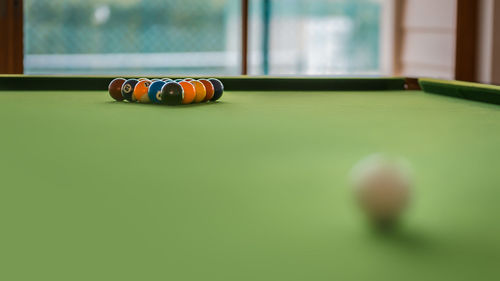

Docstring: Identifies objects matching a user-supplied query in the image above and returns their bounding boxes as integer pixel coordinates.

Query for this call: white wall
[399,0,457,79]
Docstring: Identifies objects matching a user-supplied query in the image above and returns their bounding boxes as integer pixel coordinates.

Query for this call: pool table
[1,76,500,281]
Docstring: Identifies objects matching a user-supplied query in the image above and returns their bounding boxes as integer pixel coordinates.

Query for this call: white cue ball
[350,154,413,225]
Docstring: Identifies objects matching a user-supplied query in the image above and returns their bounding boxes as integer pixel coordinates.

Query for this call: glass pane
[249,0,382,75]
[24,0,241,75]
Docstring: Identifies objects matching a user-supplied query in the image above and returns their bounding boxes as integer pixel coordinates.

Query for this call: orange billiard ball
[108,78,126,101]
[189,80,207,103]
[133,79,152,103]
[178,81,196,104]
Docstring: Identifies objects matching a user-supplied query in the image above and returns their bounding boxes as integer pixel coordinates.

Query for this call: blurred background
[1,0,500,83]
[23,0,381,76]
[24,0,242,75]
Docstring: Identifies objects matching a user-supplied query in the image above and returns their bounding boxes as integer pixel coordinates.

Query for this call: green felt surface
[1,90,500,281]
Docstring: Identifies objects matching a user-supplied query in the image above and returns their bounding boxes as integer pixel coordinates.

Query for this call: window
[24,0,241,75]
[249,0,385,75]
[24,0,387,76]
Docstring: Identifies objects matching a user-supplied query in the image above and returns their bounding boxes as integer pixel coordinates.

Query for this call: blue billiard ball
[148,81,166,104]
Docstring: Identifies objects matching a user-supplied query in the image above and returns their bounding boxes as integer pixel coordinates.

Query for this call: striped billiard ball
[133,79,152,103]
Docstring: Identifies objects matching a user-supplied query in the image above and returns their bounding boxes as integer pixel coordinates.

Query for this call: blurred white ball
[350,154,413,225]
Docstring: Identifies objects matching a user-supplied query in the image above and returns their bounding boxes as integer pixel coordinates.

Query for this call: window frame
[2,0,478,79]
[0,0,23,74]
